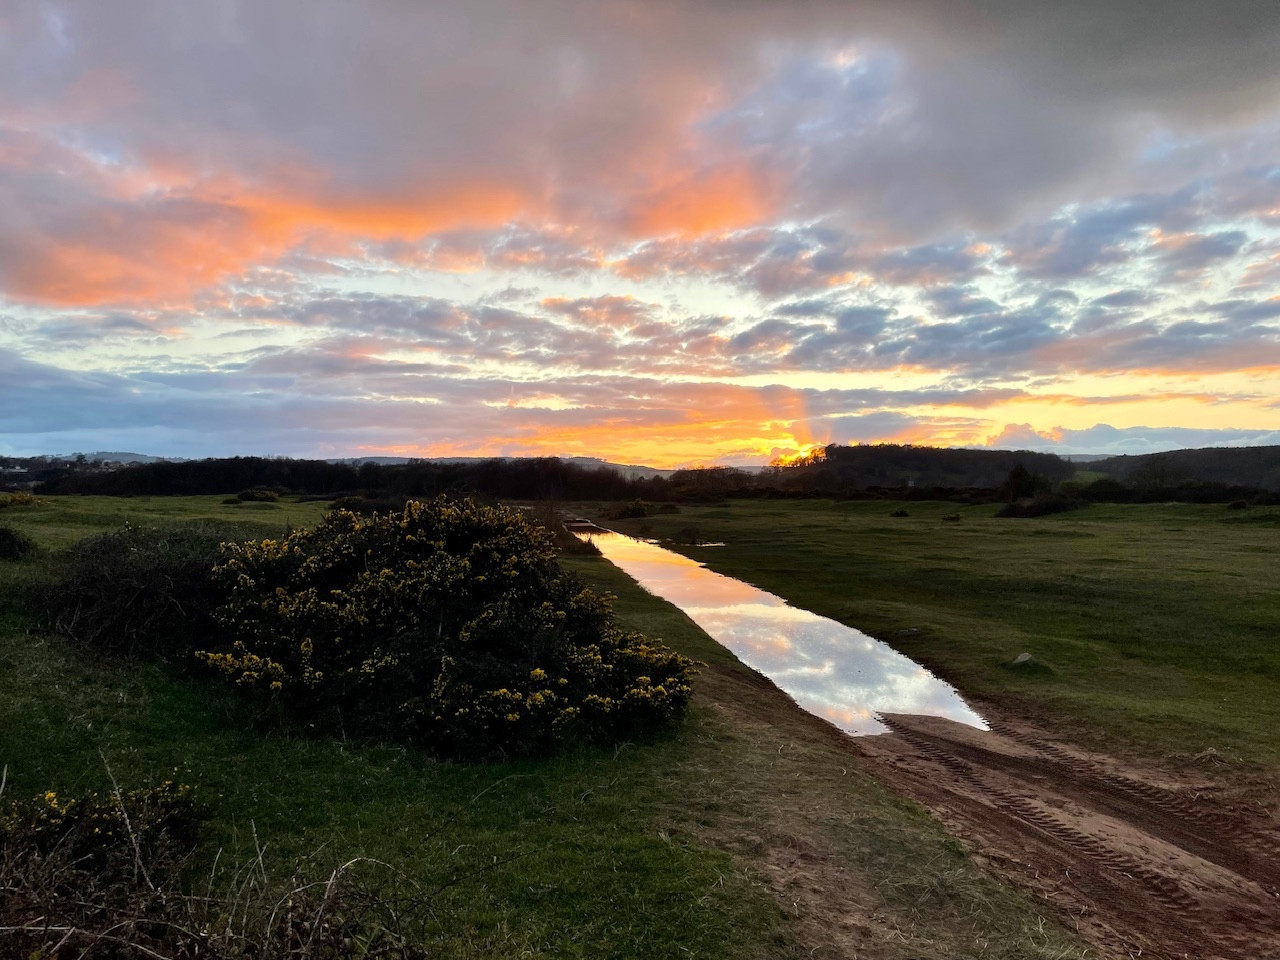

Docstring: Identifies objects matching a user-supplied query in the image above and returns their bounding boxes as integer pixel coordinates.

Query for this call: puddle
[580,531,986,736]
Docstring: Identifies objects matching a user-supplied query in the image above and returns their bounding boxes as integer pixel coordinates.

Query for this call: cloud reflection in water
[584,532,986,736]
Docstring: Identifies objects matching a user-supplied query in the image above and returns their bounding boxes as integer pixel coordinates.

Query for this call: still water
[582,531,986,737]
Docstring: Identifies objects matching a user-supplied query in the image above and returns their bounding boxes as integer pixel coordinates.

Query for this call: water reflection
[583,532,986,736]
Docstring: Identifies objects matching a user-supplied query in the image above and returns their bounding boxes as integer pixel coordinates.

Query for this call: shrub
[1,784,436,959]
[607,499,652,520]
[0,491,42,510]
[237,487,279,502]
[0,524,35,560]
[36,522,248,659]
[200,498,694,759]
[0,780,201,886]
[329,494,411,515]
[0,780,203,958]
[1078,477,1135,502]
[995,496,1086,518]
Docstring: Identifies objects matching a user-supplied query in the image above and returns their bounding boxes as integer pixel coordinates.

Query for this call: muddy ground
[696,662,1280,960]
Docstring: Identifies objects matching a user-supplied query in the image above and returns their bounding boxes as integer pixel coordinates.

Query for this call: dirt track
[852,712,1280,960]
[690,657,1280,958]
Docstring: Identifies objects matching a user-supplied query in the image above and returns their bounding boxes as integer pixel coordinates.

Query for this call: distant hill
[329,455,674,479]
[64,452,181,464]
[802,443,1075,490]
[560,457,674,480]
[1089,445,1280,490]
[329,456,414,466]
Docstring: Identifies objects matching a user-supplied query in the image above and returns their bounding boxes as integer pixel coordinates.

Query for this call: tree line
[29,443,1280,503]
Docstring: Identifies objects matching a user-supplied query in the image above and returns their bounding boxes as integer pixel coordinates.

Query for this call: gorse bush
[0,780,201,884]
[237,487,279,502]
[200,498,694,758]
[0,491,42,510]
[37,522,259,659]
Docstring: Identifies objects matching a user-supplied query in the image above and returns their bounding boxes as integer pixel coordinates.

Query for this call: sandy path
[690,656,1280,959]
[854,712,1280,960]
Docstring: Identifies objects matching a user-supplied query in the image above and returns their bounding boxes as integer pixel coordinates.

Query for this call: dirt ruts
[854,713,1280,960]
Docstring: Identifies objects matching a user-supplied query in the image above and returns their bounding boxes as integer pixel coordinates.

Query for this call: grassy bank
[601,498,1280,769]
[1,494,1090,958]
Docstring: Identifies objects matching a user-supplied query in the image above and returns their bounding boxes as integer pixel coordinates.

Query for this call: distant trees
[37,455,656,501]
[34,444,1280,504]
[1091,446,1280,490]
[759,443,1073,496]
[1000,464,1050,502]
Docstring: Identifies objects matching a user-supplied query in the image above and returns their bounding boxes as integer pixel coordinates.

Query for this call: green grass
[0,494,1091,958]
[0,493,332,549]
[601,498,1280,768]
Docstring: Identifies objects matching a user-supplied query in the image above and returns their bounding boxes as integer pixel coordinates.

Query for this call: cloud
[980,422,1280,456]
[3,1,1280,305]
[983,422,1063,448]
[4,2,1280,464]
[1153,229,1250,280]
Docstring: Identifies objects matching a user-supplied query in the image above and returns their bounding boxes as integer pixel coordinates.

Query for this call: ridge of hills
[11,443,1280,492]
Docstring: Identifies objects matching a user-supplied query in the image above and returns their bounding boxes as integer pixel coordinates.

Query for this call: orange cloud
[2,125,780,308]
[625,165,775,238]
[1,162,528,307]
[393,383,824,467]
[244,182,526,245]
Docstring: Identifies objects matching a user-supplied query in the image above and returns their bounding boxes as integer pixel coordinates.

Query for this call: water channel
[580,531,986,737]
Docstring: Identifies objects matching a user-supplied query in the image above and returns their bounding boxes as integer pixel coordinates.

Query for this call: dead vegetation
[0,767,456,959]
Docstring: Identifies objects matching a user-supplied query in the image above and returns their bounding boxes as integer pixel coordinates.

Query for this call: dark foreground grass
[603,498,1280,769]
[1,495,1091,958]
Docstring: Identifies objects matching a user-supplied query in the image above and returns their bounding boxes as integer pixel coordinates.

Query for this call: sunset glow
[4,2,1280,464]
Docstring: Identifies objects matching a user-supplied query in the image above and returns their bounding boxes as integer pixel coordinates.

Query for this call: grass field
[602,498,1280,770]
[0,494,1090,958]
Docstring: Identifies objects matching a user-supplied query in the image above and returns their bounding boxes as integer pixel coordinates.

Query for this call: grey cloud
[1157,230,1250,279]
[927,288,1002,319]
[1211,299,1280,324]
[1092,290,1153,309]
[1002,193,1188,280]
[622,226,992,297]
[4,0,1278,257]
[999,423,1280,457]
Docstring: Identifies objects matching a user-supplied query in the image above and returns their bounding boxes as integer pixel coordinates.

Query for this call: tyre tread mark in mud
[885,745,1210,960]
[878,718,1206,918]
[984,720,1224,827]
[893,718,1280,895]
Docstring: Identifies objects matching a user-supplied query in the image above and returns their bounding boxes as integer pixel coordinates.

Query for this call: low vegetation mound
[995,496,1086,518]
[0,491,43,510]
[36,522,246,659]
[0,524,36,560]
[200,498,694,759]
[236,487,280,502]
[606,499,680,520]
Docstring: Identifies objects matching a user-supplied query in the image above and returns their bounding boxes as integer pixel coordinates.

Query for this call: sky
[3,1,1280,467]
